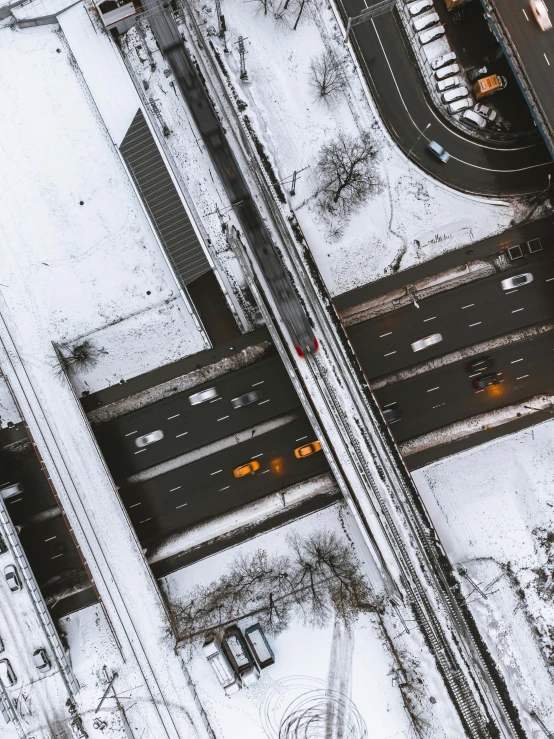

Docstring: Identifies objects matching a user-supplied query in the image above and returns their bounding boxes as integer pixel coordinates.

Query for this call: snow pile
[197,0,513,297]
[413,422,554,725]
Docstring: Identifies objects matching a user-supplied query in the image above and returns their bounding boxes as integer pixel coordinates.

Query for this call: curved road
[336,0,554,193]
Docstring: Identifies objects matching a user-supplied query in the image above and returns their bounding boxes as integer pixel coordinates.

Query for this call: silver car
[135,429,164,448]
[411,333,443,352]
[431,51,456,71]
[188,387,219,405]
[33,648,51,673]
[500,273,533,290]
[0,658,16,686]
[4,565,21,592]
[231,390,263,409]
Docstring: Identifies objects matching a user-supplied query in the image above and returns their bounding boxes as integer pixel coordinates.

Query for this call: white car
[462,109,487,129]
[419,26,445,44]
[447,97,473,114]
[442,86,469,104]
[474,104,497,122]
[437,75,461,92]
[135,429,164,448]
[411,333,443,352]
[4,565,21,592]
[435,63,460,80]
[409,0,433,15]
[500,273,534,290]
[33,648,51,673]
[188,387,219,405]
[530,0,552,30]
[413,11,439,31]
[431,51,456,70]
[0,659,16,687]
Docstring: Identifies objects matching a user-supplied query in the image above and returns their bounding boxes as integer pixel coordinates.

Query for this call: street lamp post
[408,122,431,156]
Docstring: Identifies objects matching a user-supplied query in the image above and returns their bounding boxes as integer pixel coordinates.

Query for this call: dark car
[473,373,500,389]
[466,357,494,374]
[383,404,401,424]
[231,390,263,409]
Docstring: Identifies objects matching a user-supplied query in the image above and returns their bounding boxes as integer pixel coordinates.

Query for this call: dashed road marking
[462,304,474,309]
[545,53,551,66]
[469,322,481,327]
[45,536,56,542]
[511,358,523,364]
[167,414,180,420]
[252,453,264,458]
[170,486,181,492]
[258,399,270,405]
[296,436,308,441]
[384,351,397,357]
[379,332,392,338]
[134,449,146,454]
[125,430,137,436]
[522,7,529,19]
[516,374,529,380]
[176,503,188,509]
[546,277,554,282]
[217,416,230,422]
[423,316,436,322]
[219,486,230,492]
[252,380,265,386]
[427,386,440,392]
[211,470,223,475]
[432,403,446,409]
[139,518,152,524]
[51,553,64,559]
[505,289,518,295]
[512,308,524,313]
[129,502,141,508]
[176,431,188,437]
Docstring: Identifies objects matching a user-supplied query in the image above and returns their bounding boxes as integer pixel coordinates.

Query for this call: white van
[435,63,460,80]
[447,97,473,114]
[409,0,433,15]
[441,86,469,104]
[412,11,439,31]
[203,638,241,695]
[437,75,460,92]
[419,26,445,44]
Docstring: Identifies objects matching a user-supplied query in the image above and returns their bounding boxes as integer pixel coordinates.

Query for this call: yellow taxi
[233,460,261,478]
[294,440,322,459]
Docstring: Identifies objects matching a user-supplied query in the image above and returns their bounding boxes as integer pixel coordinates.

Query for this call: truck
[245,623,274,669]
[473,74,507,100]
[222,626,259,686]
[202,637,241,696]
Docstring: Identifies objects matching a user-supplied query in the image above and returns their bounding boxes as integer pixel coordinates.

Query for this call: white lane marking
[497,372,503,375]
[252,453,264,458]
[380,331,392,337]
[423,316,436,322]
[125,430,137,436]
[210,397,222,403]
[512,308,524,313]
[469,322,482,327]
[167,414,180,420]
[252,380,265,386]
[217,416,230,421]
[432,403,445,409]
[384,351,397,357]
[211,470,223,475]
[545,53,551,66]
[510,358,523,364]
[45,536,56,542]
[469,372,481,378]
[383,402,397,408]
[427,386,440,392]
[258,399,270,405]
[475,389,485,393]
[176,431,188,438]
[129,502,141,508]
[516,374,529,380]
[134,449,146,454]
[522,7,529,19]
[139,518,152,524]
[219,486,230,492]
[505,289,518,295]
[51,553,64,559]
[546,277,554,282]
[296,436,308,441]
[176,503,188,509]
[170,486,181,492]
[261,470,270,474]
[462,304,474,309]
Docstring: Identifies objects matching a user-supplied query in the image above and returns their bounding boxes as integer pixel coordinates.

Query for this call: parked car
[435,63,460,80]
[233,460,260,478]
[294,440,322,458]
[468,65,488,81]
[473,373,501,390]
[427,140,450,163]
[4,565,21,592]
[462,109,487,129]
[419,26,445,44]
[188,387,219,405]
[0,658,16,687]
[466,357,494,373]
[447,97,473,115]
[530,0,552,30]
[382,404,401,424]
[33,648,51,673]
[0,483,23,502]
[431,51,456,70]
[442,86,469,104]
[474,103,498,122]
[222,627,259,686]
[411,333,443,352]
[412,11,439,31]
[437,75,461,92]
[500,273,534,290]
[202,637,241,695]
[409,0,433,15]
[245,623,275,669]
[231,390,263,409]
[135,429,164,448]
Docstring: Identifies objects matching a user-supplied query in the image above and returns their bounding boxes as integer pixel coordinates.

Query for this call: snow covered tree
[316,132,380,216]
[309,50,346,101]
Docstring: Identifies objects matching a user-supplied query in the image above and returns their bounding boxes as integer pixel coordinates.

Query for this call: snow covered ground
[160,502,465,739]
[191,0,514,298]
[413,421,554,732]
[0,376,20,429]
[0,23,205,395]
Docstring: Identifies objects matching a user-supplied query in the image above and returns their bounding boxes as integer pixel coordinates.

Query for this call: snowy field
[160,502,465,739]
[195,0,514,298]
[0,24,205,394]
[413,420,554,729]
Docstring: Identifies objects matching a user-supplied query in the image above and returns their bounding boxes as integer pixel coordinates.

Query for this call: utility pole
[237,36,248,80]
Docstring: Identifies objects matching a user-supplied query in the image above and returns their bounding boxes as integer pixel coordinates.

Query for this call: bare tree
[316,132,380,216]
[58,340,105,375]
[246,0,290,20]
[309,51,346,101]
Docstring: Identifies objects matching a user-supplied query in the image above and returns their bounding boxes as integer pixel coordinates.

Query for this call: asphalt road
[335,0,554,193]
[94,356,300,479]
[349,257,554,378]
[119,417,328,546]
[493,0,554,142]
[375,331,554,441]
